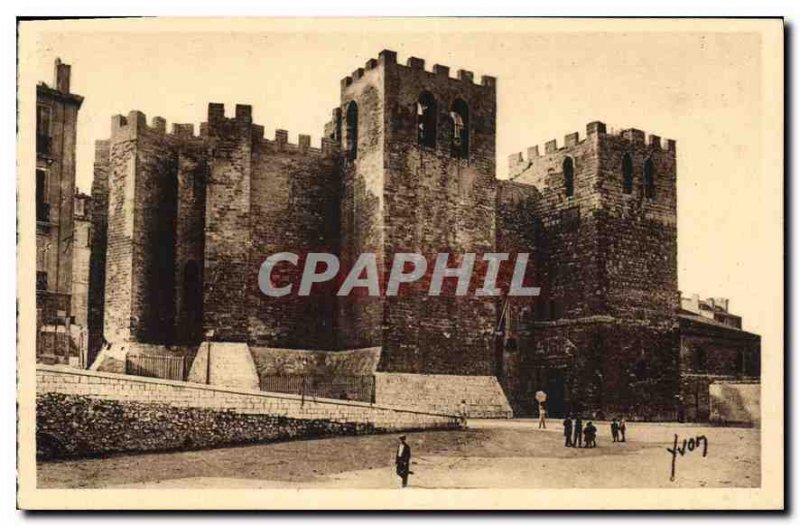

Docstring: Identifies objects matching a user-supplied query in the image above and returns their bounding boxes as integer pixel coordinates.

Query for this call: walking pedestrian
[562,415,573,447]
[610,418,620,442]
[619,417,627,442]
[395,435,412,487]
[459,399,468,429]
[572,415,583,448]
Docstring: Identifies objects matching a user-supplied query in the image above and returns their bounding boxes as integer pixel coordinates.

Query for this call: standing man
[584,421,597,448]
[562,415,573,447]
[611,418,620,443]
[395,435,412,487]
[619,417,627,442]
[573,414,583,448]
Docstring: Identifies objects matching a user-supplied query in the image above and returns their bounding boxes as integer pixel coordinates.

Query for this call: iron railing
[260,375,375,403]
[126,354,185,381]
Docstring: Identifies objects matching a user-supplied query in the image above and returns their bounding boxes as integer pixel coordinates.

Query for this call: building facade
[87,50,760,420]
[70,192,92,366]
[36,59,84,364]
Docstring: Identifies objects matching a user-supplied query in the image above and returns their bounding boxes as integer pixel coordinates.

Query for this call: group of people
[562,415,627,448]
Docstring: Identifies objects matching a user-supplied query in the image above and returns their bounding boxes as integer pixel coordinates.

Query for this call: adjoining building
[85,50,760,421]
[678,295,761,424]
[36,59,85,365]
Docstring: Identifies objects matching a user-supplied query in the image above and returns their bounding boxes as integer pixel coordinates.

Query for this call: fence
[260,375,375,403]
[126,354,186,381]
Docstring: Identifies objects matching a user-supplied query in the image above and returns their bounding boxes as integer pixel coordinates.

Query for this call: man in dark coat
[619,417,627,442]
[562,415,573,447]
[584,421,597,448]
[572,415,583,448]
[395,435,412,487]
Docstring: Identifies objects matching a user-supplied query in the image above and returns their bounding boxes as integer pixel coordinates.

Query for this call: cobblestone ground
[37,419,759,489]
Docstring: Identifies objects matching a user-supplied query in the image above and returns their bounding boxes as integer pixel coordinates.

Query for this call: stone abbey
[84,50,760,420]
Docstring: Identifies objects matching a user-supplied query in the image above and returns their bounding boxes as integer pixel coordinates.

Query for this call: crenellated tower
[504,121,679,417]
[332,50,499,375]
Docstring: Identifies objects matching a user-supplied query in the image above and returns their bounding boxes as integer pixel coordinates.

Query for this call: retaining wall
[36,364,460,459]
[374,372,513,418]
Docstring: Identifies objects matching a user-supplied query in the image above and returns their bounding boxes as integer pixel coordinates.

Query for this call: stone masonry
[87,50,761,420]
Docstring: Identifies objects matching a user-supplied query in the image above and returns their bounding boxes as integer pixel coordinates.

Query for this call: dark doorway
[545,369,567,418]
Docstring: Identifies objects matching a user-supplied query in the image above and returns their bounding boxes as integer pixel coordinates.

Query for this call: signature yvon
[667,433,709,481]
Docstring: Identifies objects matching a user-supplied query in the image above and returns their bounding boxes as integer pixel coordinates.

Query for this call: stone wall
[503,122,681,420]
[709,381,760,426]
[250,346,381,376]
[508,122,678,322]
[247,133,340,349]
[36,364,459,459]
[88,140,110,364]
[518,319,679,420]
[202,104,254,341]
[37,392,376,460]
[338,55,386,351]
[173,137,208,345]
[380,54,498,376]
[374,372,513,418]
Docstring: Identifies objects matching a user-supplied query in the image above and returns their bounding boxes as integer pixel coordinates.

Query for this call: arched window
[416,91,437,148]
[450,98,469,159]
[622,153,633,194]
[563,157,575,197]
[644,158,655,198]
[183,260,202,327]
[345,101,358,160]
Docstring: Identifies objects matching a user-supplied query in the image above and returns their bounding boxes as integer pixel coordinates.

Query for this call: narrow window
[563,157,575,197]
[36,169,48,222]
[36,271,48,291]
[622,153,633,194]
[345,101,358,160]
[416,91,437,148]
[36,105,51,154]
[192,172,205,200]
[450,99,469,159]
[644,158,655,198]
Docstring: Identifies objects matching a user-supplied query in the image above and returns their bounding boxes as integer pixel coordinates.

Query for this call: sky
[23,18,783,352]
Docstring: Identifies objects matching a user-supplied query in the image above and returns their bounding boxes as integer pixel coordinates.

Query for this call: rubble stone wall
[36,365,459,459]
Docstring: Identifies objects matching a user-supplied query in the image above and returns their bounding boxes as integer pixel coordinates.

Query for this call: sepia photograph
[15,17,784,510]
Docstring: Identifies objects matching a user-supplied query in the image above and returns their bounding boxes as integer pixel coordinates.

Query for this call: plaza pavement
[37,418,759,489]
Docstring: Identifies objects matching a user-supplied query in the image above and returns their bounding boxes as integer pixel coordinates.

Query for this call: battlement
[341,49,496,91]
[108,104,336,158]
[508,121,676,174]
[257,128,340,158]
[110,110,207,142]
